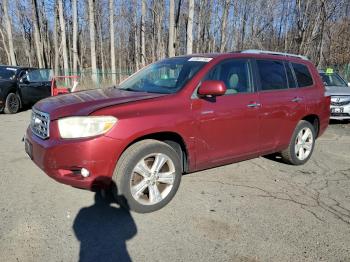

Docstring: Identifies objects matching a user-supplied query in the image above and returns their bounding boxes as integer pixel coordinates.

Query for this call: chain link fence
[56,69,133,90]
[329,64,350,82]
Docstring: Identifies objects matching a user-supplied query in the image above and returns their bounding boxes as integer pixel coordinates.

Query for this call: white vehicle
[319,69,350,120]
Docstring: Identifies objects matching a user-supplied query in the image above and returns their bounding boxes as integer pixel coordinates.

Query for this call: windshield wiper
[122,87,147,92]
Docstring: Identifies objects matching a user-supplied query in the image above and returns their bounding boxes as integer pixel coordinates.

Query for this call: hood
[325,86,350,96]
[34,88,166,120]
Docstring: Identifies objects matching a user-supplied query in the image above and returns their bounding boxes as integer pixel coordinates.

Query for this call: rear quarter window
[292,63,313,87]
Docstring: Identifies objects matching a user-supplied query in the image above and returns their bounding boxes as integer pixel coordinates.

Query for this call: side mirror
[198,80,227,97]
[20,76,30,84]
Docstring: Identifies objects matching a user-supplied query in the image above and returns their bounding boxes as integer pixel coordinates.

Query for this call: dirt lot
[0,110,349,262]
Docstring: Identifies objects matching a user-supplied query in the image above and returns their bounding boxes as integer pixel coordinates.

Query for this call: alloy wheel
[295,127,313,161]
[8,94,19,113]
[130,153,176,205]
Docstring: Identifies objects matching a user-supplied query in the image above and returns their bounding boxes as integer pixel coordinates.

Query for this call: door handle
[247,102,261,108]
[291,97,302,102]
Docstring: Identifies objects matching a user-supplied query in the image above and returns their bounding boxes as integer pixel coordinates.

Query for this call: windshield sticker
[188,57,213,62]
[6,67,17,71]
[326,68,334,74]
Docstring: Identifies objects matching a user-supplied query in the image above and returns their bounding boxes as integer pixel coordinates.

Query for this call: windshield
[320,73,348,87]
[118,57,209,94]
[0,67,17,80]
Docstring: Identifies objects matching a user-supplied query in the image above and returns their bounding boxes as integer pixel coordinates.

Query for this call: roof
[172,50,309,62]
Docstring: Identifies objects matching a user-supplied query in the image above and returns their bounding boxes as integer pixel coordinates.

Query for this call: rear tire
[281,120,316,165]
[112,139,182,213]
[4,93,20,114]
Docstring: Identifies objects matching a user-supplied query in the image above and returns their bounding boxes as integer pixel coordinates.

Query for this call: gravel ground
[0,110,349,262]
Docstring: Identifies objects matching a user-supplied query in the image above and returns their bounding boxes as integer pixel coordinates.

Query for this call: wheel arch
[301,114,320,137]
[4,85,22,109]
[122,131,189,173]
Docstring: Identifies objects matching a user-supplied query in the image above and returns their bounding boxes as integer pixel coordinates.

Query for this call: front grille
[30,108,50,139]
[331,113,349,117]
[331,96,350,106]
[331,101,350,106]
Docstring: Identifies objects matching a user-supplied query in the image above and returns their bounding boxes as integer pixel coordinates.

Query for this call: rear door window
[256,60,288,91]
[292,63,313,87]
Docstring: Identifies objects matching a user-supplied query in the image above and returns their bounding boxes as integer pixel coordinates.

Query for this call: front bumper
[25,127,124,190]
[330,104,350,120]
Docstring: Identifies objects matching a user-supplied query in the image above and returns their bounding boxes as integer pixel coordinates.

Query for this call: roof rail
[241,49,309,60]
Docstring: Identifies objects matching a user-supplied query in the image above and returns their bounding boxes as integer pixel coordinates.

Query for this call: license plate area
[331,107,344,113]
[25,139,33,159]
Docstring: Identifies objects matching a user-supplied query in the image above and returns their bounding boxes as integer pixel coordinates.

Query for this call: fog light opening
[81,168,90,178]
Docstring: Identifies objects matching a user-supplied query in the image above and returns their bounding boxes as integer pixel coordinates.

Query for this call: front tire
[281,120,316,165]
[4,93,20,114]
[112,139,182,213]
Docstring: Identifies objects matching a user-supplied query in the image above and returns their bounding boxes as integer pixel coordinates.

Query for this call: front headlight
[58,116,117,139]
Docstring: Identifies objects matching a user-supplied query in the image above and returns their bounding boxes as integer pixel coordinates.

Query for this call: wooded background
[0,0,350,87]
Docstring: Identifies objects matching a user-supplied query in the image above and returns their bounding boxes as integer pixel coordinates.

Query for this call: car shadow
[73,190,137,262]
[262,153,286,164]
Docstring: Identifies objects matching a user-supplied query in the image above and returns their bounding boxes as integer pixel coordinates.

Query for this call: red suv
[25,50,330,213]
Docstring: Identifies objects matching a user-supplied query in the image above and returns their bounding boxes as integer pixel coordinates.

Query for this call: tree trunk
[186,0,194,54]
[156,1,164,60]
[32,0,43,67]
[97,6,105,81]
[3,0,16,65]
[174,0,182,55]
[168,0,175,57]
[140,0,146,67]
[240,0,248,50]
[133,0,139,71]
[16,0,32,66]
[72,0,78,75]
[219,0,230,52]
[88,0,98,84]
[284,0,291,52]
[58,0,69,75]
[109,0,116,84]
[0,28,11,64]
[53,1,59,75]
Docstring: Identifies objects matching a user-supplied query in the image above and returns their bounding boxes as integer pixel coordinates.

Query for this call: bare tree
[97,2,106,79]
[0,0,349,86]
[133,0,139,71]
[31,0,43,67]
[16,2,32,67]
[168,0,175,57]
[0,27,11,64]
[140,0,146,66]
[72,0,78,74]
[219,0,230,52]
[53,1,59,74]
[109,0,116,84]
[3,0,16,65]
[58,0,69,75]
[186,0,194,54]
[88,0,98,83]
